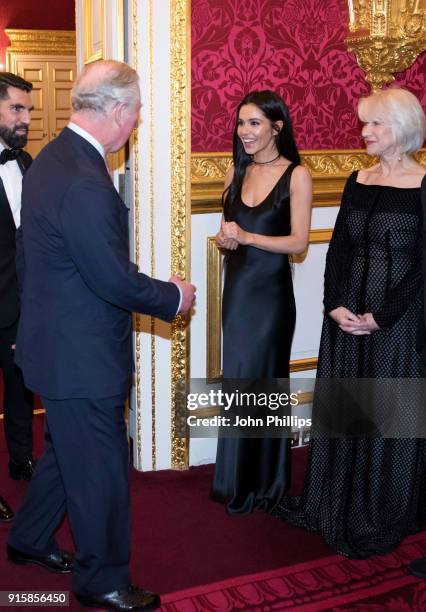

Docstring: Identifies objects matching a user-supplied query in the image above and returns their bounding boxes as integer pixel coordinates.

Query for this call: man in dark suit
[6,60,195,611]
[0,72,35,523]
[409,174,426,581]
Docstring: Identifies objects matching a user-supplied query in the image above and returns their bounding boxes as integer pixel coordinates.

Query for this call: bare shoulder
[292,164,311,182]
[224,165,235,189]
[290,164,312,192]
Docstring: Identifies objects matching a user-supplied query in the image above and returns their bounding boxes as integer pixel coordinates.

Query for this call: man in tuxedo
[0,72,35,523]
[6,60,195,612]
[409,174,426,581]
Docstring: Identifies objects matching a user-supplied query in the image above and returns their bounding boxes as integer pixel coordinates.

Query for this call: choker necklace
[251,153,280,165]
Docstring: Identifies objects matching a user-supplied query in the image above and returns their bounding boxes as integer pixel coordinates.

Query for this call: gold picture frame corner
[82,0,105,65]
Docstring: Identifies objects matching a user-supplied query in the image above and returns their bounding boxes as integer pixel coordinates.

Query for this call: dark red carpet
[0,414,425,611]
[161,533,426,610]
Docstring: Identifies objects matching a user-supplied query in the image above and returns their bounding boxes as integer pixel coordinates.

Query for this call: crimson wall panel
[191,0,426,151]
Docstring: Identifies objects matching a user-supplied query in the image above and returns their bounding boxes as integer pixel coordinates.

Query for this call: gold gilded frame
[131,0,142,469]
[131,0,189,470]
[193,150,426,213]
[170,0,191,469]
[192,150,372,213]
[82,0,105,64]
[5,29,76,67]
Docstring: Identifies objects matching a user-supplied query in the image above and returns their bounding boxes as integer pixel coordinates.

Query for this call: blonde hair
[358,87,426,154]
[72,60,140,115]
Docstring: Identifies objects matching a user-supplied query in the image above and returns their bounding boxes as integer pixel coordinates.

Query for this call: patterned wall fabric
[191,0,426,152]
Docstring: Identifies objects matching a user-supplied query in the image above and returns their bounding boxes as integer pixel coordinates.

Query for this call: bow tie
[0,148,22,165]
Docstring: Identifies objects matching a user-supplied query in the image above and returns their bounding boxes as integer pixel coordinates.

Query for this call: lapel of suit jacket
[17,150,32,174]
[0,151,32,230]
[0,178,16,230]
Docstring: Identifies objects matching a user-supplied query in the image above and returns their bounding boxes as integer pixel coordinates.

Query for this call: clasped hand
[215,219,249,250]
[329,307,379,335]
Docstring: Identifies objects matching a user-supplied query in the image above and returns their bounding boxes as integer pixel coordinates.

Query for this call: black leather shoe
[409,556,426,579]
[0,497,14,522]
[7,544,74,573]
[9,458,37,481]
[75,585,160,611]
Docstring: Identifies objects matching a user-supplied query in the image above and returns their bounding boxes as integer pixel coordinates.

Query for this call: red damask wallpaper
[191,0,426,152]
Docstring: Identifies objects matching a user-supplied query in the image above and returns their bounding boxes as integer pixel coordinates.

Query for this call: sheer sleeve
[323,172,356,314]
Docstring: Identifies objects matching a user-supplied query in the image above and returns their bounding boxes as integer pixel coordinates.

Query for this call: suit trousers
[0,320,33,463]
[8,394,131,595]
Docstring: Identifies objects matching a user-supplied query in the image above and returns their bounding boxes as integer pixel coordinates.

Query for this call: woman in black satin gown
[275,87,426,558]
[210,91,312,514]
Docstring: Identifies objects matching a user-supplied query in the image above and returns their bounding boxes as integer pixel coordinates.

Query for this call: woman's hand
[329,307,380,335]
[215,229,238,250]
[357,312,380,333]
[329,306,370,335]
[221,219,251,245]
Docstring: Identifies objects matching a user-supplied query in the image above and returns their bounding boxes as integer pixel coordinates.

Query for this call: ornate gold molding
[346,1,426,90]
[170,0,191,470]
[192,149,426,213]
[206,237,222,380]
[192,151,371,213]
[149,0,157,471]
[131,0,143,470]
[5,29,76,57]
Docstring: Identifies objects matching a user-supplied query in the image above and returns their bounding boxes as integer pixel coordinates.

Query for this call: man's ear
[273,120,284,135]
[114,102,128,127]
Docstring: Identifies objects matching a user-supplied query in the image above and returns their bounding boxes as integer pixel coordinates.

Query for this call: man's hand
[169,275,196,315]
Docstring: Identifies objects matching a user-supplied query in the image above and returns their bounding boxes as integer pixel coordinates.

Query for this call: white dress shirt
[67,121,105,159]
[0,142,23,228]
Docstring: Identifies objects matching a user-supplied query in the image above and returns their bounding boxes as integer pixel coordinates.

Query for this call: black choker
[251,153,280,165]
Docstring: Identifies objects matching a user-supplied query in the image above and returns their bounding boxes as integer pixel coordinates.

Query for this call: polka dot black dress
[275,171,426,558]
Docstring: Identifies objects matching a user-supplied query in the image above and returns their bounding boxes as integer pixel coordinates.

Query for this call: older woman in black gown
[276,87,426,558]
[210,90,312,514]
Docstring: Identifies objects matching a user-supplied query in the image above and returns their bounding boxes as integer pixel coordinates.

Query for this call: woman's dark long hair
[223,90,300,219]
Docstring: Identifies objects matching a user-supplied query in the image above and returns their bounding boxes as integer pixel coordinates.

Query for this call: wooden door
[13,59,50,158]
[48,61,76,140]
[11,55,76,158]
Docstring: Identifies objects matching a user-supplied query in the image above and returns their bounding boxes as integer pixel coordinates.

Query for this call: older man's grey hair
[72,60,140,115]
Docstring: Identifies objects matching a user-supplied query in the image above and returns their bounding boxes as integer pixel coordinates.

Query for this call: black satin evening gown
[210,164,297,515]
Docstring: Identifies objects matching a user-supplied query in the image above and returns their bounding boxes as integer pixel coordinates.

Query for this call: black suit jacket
[0,151,31,328]
[15,128,179,398]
